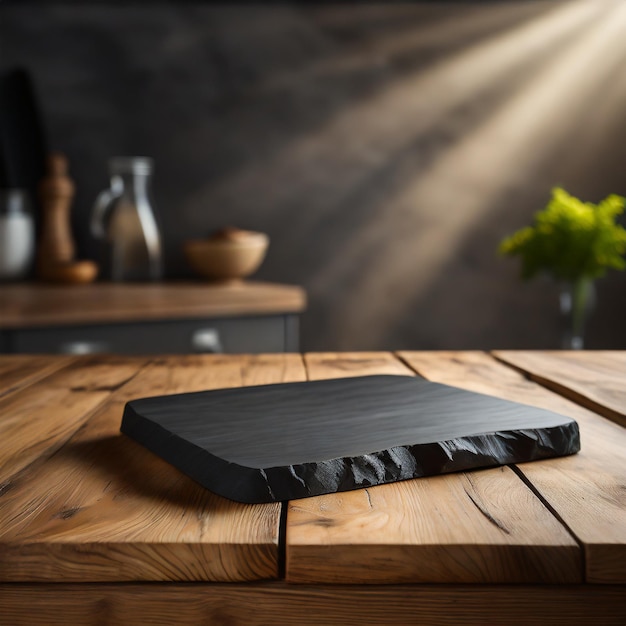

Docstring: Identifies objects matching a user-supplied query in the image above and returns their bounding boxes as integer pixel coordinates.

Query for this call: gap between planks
[490,350,626,428]
[1,354,309,583]
[395,350,585,559]
[396,350,626,584]
[288,352,581,584]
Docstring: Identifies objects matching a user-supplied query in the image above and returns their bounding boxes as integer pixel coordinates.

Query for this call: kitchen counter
[0,351,624,624]
[0,281,306,354]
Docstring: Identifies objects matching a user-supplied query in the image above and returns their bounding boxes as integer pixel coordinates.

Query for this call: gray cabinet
[1,314,299,354]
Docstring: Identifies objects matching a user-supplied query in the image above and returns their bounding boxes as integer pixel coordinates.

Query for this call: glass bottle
[91,157,162,281]
[0,189,35,280]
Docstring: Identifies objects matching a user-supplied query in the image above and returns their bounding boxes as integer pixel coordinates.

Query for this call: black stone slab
[120,375,580,503]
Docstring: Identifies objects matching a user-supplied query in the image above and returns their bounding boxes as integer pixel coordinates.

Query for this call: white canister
[0,189,35,280]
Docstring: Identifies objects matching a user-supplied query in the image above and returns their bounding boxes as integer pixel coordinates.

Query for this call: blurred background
[2,0,625,351]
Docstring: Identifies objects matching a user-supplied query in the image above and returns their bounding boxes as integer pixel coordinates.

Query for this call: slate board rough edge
[121,404,580,504]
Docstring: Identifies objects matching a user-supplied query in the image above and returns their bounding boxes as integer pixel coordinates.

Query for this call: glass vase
[559,278,595,350]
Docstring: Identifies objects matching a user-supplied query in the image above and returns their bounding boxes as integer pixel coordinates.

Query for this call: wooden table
[0,282,306,354]
[0,351,624,624]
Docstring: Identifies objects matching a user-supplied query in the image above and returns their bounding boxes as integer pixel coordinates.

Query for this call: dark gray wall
[2,2,626,350]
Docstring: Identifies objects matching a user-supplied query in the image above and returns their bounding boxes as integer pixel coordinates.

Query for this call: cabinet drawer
[6,315,299,354]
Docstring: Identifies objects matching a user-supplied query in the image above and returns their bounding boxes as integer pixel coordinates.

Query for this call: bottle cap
[109,157,153,175]
[0,189,31,215]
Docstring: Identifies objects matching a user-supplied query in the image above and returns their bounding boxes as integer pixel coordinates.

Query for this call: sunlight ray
[184,0,603,230]
[314,1,626,347]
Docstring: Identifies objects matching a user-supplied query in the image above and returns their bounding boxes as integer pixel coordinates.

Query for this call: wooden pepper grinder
[37,152,98,283]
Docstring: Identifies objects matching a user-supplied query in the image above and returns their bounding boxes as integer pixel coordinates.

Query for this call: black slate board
[120,375,580,503]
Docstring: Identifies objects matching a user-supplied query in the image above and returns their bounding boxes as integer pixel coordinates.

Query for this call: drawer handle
[191,329,223,353]
[59,341,109,355]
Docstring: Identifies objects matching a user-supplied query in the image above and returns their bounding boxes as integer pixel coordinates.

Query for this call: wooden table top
[0,281,307,328]
[0,351,625,625]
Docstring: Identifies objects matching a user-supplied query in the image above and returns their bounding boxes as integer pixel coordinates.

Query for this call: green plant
[499,187,626,282]
[500,187,626,348]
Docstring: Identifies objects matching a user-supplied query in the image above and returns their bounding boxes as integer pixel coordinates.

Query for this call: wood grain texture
[0,354,75,398]
[0,281,306,328]
[493,350,626,428]
[0,356,146,485]
[287,352,580,584]
[1,583,625,626]
[398,350,626,584]
[303,351,414,379]
[0,354,306,582]
[2,350,624,604]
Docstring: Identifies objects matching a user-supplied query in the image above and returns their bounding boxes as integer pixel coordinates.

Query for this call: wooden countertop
[0,281,307,328]
[0,351,625,625]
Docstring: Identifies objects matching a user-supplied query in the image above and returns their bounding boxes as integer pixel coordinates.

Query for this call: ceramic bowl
[184,228,269,282]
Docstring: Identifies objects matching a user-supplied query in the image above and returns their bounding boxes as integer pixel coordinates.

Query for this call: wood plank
[0,354,306,582]
[286,352,580,584]
[398,350,626,584]
[1,583,624,626]
[0,282,306,328]
[0,356,147,486]
[493,350,626,428]
[303,351,414,378]
[0,354,76,398]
